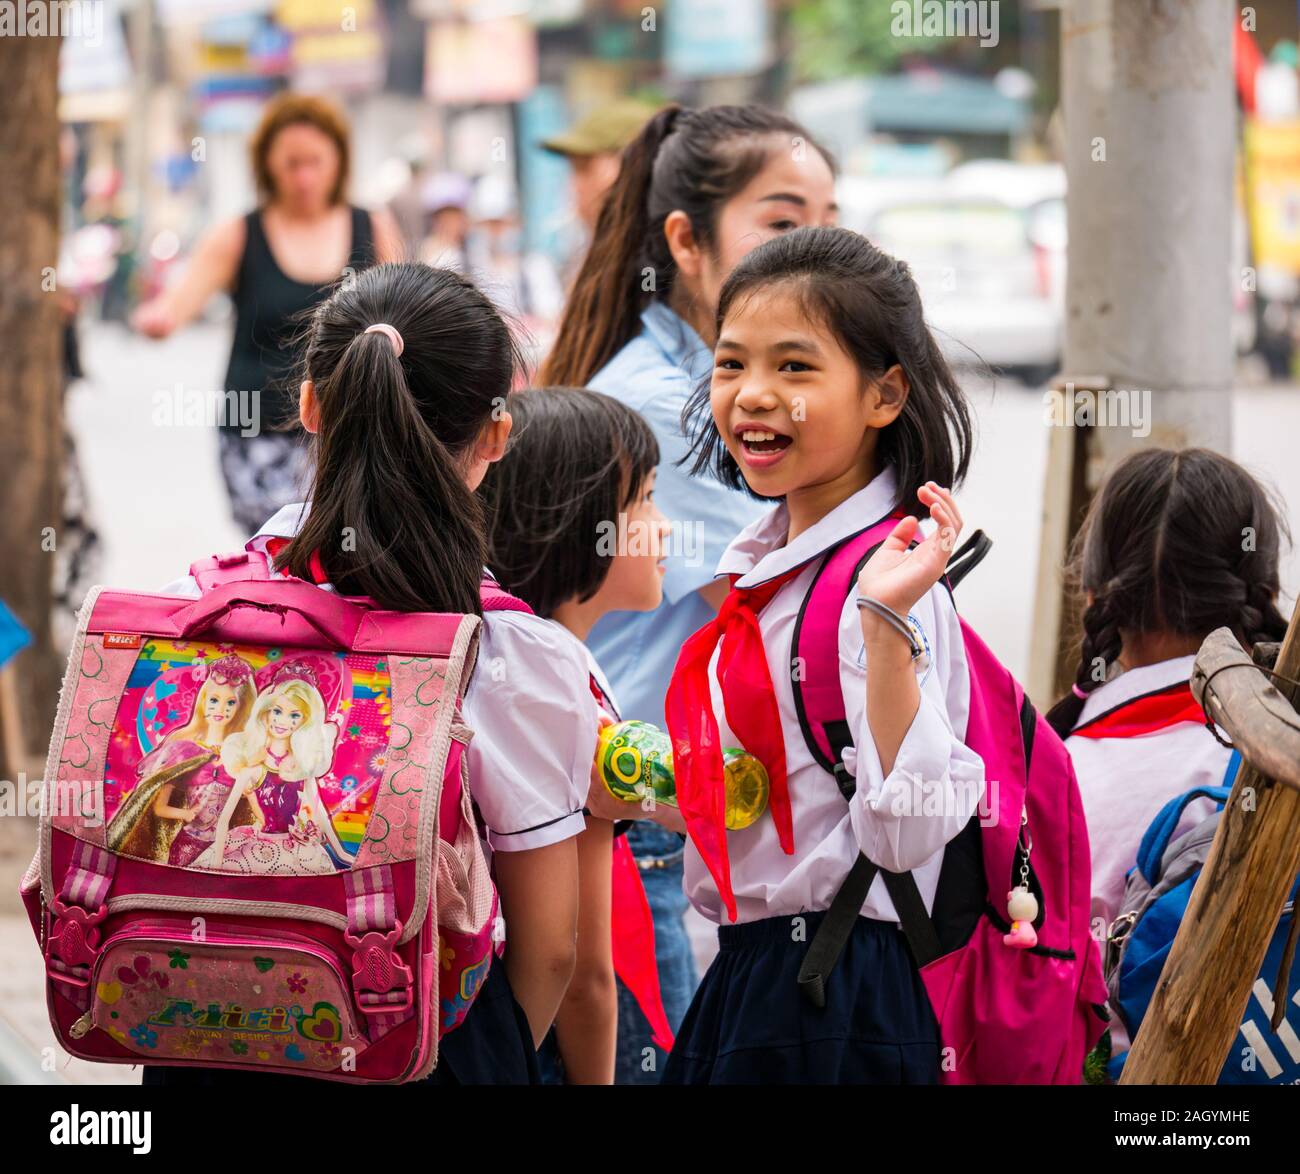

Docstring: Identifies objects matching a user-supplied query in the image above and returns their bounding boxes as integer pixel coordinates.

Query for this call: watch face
[856,612,933,685]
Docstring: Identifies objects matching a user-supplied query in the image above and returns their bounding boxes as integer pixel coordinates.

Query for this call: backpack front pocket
[81,923,366,1072]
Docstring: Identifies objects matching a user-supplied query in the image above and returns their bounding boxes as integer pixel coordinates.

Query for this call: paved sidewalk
[0,916,138,1085]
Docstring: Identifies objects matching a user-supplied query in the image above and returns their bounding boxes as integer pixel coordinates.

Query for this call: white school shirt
[683,468,987,927]
[1065,655,1229,941]
[161,503,595,854]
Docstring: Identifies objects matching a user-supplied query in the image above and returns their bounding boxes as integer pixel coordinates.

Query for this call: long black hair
[540,104,834,386]
[277,262,523,615]
[683,225,973,516]
[1045,447,1289,737]
[481,388,659,617]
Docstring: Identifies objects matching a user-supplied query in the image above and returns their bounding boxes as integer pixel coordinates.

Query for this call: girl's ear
[664,209,704,280]
[463,409,514,492]
[866,364,910,427]
[299,379,320,434]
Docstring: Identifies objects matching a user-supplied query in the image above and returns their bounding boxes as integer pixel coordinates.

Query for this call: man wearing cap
[542,99,661,234]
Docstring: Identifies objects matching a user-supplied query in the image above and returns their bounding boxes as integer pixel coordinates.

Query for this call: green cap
[541,99,661,158]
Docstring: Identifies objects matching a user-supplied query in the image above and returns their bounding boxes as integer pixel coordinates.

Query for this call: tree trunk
[0,30,64,779]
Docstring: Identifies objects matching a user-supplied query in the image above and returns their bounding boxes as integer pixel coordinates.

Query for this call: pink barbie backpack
[22,550,513,1083]
[792,515,1109,1084]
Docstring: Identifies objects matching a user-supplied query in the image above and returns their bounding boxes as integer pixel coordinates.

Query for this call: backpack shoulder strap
[1134,755,1238,886]
[479,576,534,615]
[792,516,993,790]
[189,550,272,591]
[790,513,902,797]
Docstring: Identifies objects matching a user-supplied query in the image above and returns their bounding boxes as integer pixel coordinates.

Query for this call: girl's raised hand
[856,483,963,617]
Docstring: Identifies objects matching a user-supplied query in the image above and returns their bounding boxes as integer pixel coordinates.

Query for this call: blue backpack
[1106,752,1300,1083]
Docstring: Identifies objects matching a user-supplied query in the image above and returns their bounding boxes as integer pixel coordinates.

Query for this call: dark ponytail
[540,103,834,387]
[1045,447,1289,738]
[278,262,521,615]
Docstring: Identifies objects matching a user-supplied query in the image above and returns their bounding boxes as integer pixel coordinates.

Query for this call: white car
[865,197,1062,386]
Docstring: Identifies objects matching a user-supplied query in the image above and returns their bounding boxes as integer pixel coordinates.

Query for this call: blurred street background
[4,0,1300,1082]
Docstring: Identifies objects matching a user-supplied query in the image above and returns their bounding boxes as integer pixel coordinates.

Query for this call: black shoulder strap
[797,857,943,1007]
[944,529,992,591]
[797,854,879,1007]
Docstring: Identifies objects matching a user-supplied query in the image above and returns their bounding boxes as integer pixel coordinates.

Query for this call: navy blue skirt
[661,912,941,1085]
[141,957,538,1087]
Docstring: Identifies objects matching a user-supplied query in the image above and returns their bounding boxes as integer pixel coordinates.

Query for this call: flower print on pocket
[118,954,170,991]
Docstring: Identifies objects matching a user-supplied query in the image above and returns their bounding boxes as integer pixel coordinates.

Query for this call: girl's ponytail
[541,105,682,387]
[1045,593,1123,739]
[278,262,519,616]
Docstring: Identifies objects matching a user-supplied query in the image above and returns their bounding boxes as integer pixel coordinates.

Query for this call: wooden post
[1120,608,1300,1084]
[1029,0,1238,708]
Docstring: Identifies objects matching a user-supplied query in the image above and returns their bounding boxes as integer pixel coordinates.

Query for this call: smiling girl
[663,226,981,1084]
[541,106,839,1073]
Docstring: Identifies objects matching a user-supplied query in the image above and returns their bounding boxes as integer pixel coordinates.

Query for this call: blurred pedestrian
[540,103,838,1082]
[417,171,473,272]
[541,98,661,251]
[131,93,403,533]
[465,174,564,326]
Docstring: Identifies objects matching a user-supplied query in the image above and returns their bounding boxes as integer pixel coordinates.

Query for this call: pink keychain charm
[1003,807,1039,949]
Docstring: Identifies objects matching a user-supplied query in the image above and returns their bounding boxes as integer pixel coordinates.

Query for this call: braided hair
[1045,448,1289,738]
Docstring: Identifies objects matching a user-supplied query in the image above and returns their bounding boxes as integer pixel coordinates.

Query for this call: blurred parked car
[842,159,1257,385]
[865,197,1062,386]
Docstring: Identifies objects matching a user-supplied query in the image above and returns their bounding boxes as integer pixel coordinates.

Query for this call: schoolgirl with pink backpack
[660,226,1107,1085]
[24,262,602,1084]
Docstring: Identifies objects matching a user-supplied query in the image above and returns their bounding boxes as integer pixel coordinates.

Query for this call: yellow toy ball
[723,749,769,830]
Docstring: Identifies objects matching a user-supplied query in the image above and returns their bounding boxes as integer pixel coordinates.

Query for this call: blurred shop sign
[278,0,387,92]
[158,0,275,22]
[1244,119,1300,277]
[425,14,538,104]
[411,1,533,17]
[60,0,131,119]
[665,0,771,79]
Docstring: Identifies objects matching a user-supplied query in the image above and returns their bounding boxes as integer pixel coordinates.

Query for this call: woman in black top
[133,93,402,532]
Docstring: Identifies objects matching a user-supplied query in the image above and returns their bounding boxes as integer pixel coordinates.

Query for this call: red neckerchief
[664,565,805,922]
[1071,681,1204,740]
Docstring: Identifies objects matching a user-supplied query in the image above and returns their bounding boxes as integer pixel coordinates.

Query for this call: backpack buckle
[45,897,108,988]
[345,923,413,1016]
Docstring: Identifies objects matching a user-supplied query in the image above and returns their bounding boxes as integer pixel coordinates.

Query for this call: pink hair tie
[363,322,404,357]
[1071,684,1088,700]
